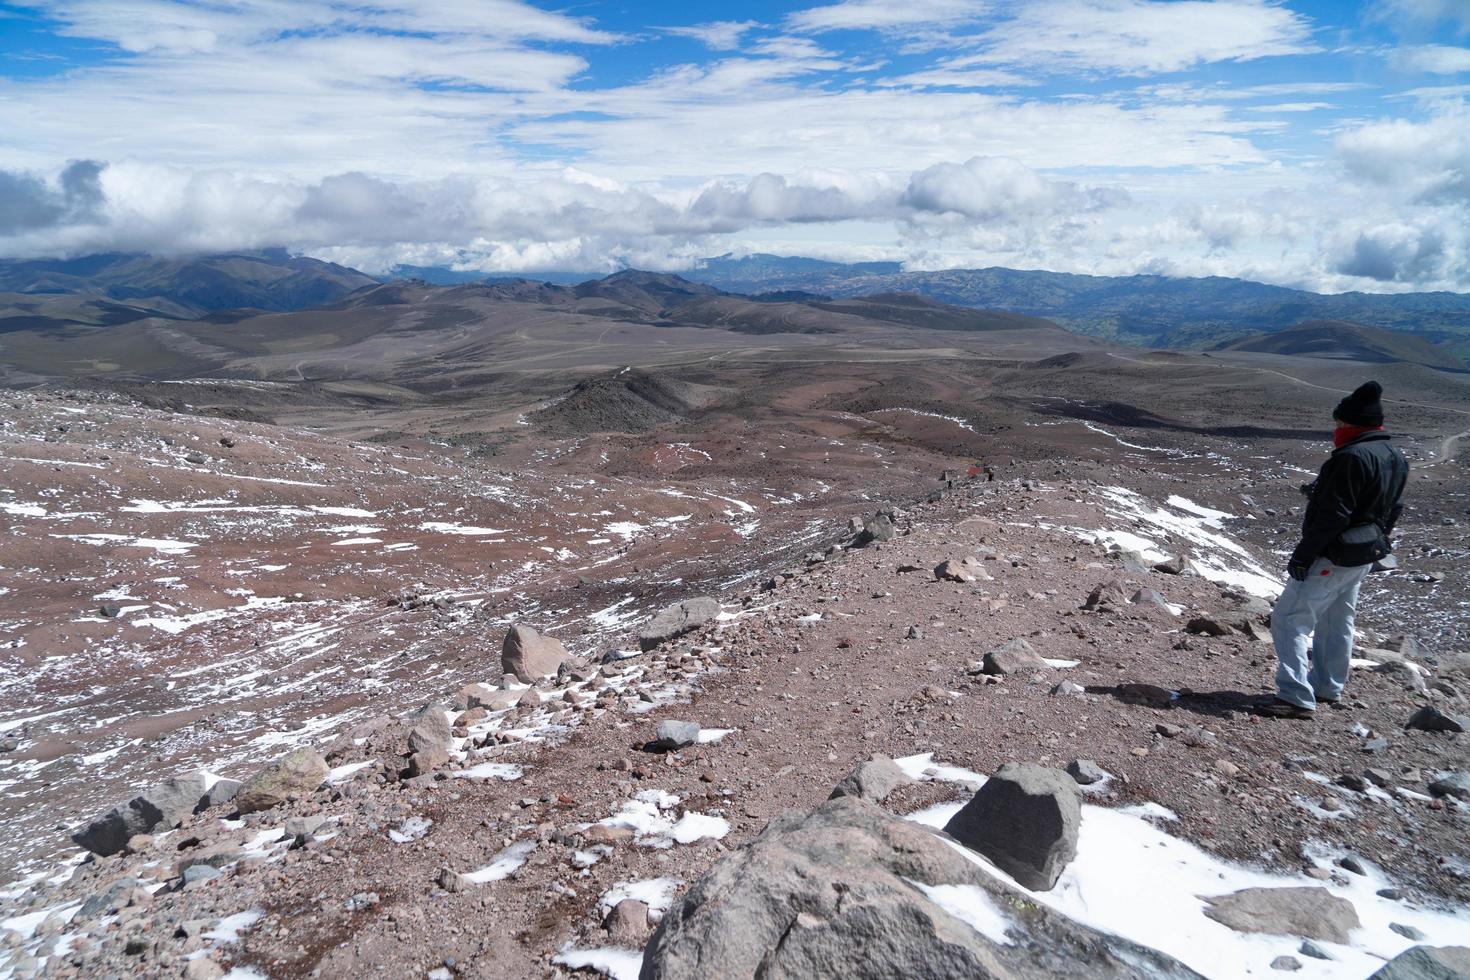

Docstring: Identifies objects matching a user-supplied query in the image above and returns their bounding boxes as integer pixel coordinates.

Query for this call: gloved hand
[1298,481,1316,499]
[1287,561,1310,582]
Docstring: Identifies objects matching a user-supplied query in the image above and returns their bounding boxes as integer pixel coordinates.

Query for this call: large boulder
[1202,887,1360,944]
[638,598,720,652]
[500,624,571,683]
[71,805,154,857]
[942,763,1080,891]
[131,771,209,830]
[406,703,452,756]
[1369,945,1470,979]
[981,639,1048,676]
[641,795,1201,980]
[829,755,913,803]
[851,512,895,548]
[1405,706,1468,734]
[234,747,328,815]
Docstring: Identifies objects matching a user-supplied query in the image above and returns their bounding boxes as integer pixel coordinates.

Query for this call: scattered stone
[1369,946,1470,980]
[1298,941,1331,961]
[436,867,469,894]
[1116,683,1176,707]
[1428,773,1470,801]
[344,892,380,912]
[1363,768,1393,789]
[1065,760,1108,786]
[1051,679,1086,697]
[641,795,1199,979]
[1131,588,1174,613]
[1153,555,1198,576]
[1405,706,1468,734]
[639,598,720,652]
[851,512,895,548]
[933,559,976,583]
[1338,855,1367,876]
[604,899,652,946]
[406,702,453,756]
[1270,956,1302,972]
[234,747,329,814]
[283,815,326,839]
[182,865,220,886]
[1389,923,1425,941]
[981,638,1048,676]
[98,603,122,619]
[654,720,700,750]
[501,624,571,682]
[943,762,1081,891]
[829,755,914,803]
[201,778,242,810]
[1202,887,1360,944]
[1083,581,1128,612]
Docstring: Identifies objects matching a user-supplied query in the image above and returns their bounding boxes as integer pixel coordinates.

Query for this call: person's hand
[1287,561,1310,582]
[1298,481,1316,499]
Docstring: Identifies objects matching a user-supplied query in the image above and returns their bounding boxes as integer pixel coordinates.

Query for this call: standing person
[1258,381,1409,719]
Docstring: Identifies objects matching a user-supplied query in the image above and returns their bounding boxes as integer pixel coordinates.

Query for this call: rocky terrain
[2,311,1469,978]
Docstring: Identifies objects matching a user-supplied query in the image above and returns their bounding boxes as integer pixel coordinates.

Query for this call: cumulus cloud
[1336,107,1470,204]
[0,160,104,234]
[901,157,1126,222]
[1331,221,1455,282]
[787,0,990,35]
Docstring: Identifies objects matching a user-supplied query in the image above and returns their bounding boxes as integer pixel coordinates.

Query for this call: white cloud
[662,20,760,50]
[1372,0,1470,34]
[787,0,990,34]
[1392,43,1470,72]
[1336,106,1470,203]
[969,0,1317,75]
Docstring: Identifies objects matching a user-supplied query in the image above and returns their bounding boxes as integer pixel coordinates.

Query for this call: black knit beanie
[1333,381,1384,427]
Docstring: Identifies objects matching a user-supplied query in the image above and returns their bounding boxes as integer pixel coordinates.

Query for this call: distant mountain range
[679,254,1470,362]
[2,249,1466,368]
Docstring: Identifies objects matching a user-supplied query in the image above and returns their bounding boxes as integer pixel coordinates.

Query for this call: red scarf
[1334,424,1383,449]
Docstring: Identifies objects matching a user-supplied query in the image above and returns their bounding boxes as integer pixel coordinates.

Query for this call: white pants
[1270,558,1370,710]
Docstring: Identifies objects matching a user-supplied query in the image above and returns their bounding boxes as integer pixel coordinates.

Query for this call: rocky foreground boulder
[1369,945,1470,979]
[1201,886,1360,944]
[501,624,571,683]
[638,598,720,652]
[943,763,1081,891]
[641,795,1201,979]
[234,747,328,815]
[71,771,211,856]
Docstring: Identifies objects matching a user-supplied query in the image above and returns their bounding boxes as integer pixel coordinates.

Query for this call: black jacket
[1292,431,1409,569]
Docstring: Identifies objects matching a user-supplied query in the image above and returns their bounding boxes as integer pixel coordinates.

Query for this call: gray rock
[234,747,328,814]
[501,624,571,683]
[981,638,1048,676]
[175,842,243,875]
[71,805,153,857]
[1338,855,1368,876]
[1406,706,1468,734]
[407,744,449,777]
[1131,588,1175,613]
[1428,772,1470,801]
[284,815,326,839]
[851,513,894,547]
[642,795,1202,980]
[76,878,144,919]
[1390,923,1425,941]
[933,559,977,583]
[1065,760,1108,786]
[1369,945,1470,980]
[1298,941,1331,961]
[829,755,914,803]
[603,898,652,946]
[201,778,242,811]
[1051,680,1086,696]
[1153,555,1199,576]
[1271,956,1302,972]
[182,865,220,886]
[943,762,1081,891]
[406,702,452,755]
[1374,660,1429,695]
[1083,581,1129,611]
[654,720,700,750]
[1202,887,1360,944]
[131,771,209,831]
[638,598,720,652]
[98,603,122,618]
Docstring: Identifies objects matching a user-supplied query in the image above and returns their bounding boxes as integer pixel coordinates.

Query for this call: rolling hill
[1216,319,1466,371]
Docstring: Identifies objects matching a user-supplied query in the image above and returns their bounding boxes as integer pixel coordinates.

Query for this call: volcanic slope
[1217,320,1466,371]
[2,438,1468,979]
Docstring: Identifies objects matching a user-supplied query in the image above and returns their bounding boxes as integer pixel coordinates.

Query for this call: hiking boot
[1255,698,1315,720]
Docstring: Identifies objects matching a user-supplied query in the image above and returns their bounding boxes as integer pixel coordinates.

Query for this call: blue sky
[0,0,1467,291]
